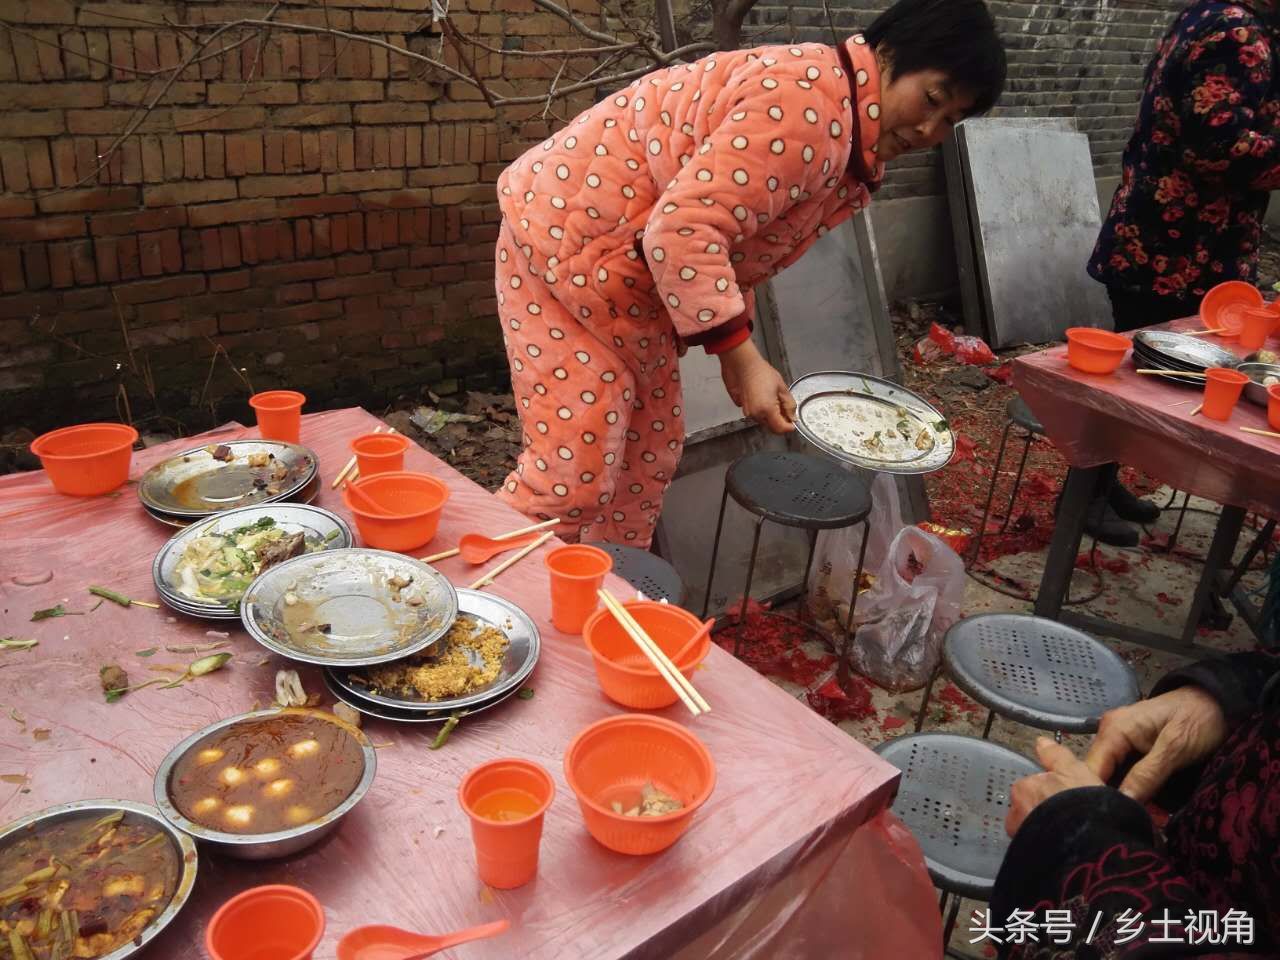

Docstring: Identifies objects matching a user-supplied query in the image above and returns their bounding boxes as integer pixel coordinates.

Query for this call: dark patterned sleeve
[1151,651,1280,727]
[1179,15,1280,190]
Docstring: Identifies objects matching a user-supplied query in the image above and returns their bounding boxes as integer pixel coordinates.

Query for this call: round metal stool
[586,542,685,604]
[876,733,1040,945]
[701,452,871,675]
[968,396,1045,567]
[915,613,1141,737]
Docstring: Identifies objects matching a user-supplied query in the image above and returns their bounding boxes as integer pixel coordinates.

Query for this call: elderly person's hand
[1084,687,1228,802]
[1006,738,1104,837]
[719,339,796,434]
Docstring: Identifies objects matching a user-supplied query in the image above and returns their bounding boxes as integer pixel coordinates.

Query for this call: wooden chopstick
[1183,328,1227,337]
[1189,403,1204,417]
[599,589,711,716]
[420,518,560,563]
[467,531,554,589]
[1240,426,1280,440]
[331,425,397,489]
[1134,369,1208,378]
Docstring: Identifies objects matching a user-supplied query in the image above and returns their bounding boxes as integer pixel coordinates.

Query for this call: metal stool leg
[997,431,1034,534]
[701,485,731,618]
[914,663,942,733]
[836,520,871,687]
[967,420,1013,567]
[733,515,766,656]
[981,711,995,739]
[942,895,962,944]
[799,528,819,625]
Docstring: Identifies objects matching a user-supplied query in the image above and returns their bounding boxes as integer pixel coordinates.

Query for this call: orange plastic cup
[342,470,449,551]
[1238,306,1276,350]
[458,758,555,889]
[582,601,710,709]
[250,390,306,443]
[205,884,324,960]
[564,714,715,856]
[29,422,138,496]
[545,545,613,634]
[1269,383,1280,431]
[1065,327,1130,375]
[351,432,411,476]
[1202,367,1250,421]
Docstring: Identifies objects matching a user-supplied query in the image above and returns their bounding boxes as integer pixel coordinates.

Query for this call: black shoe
[1108,483,1160,524]
[1083,503,1140,548]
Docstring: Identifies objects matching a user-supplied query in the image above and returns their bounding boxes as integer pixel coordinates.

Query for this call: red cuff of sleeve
[701,323,752,355]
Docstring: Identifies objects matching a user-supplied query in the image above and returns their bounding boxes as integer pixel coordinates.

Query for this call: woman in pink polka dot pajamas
[494,0,1006,547]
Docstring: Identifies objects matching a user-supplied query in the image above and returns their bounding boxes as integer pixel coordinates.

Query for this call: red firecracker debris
[986,363,1013,384]
[881,715,907,732]
[805,675,875,722]
[1156,592,1182,606]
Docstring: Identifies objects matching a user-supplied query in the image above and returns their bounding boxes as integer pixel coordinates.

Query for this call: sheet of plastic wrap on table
[0,409,939,960]
[1013,320,1280,518]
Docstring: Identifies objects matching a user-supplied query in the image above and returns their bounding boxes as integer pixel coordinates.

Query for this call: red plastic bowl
[206,885,324,960]
[29,422,138,496]
[582,602,710,709]
[1065,327,1130,375]
[342,470,449,551]
[564,714,715,856]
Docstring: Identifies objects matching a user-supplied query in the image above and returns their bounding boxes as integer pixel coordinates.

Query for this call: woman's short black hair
[865,0,1006,115]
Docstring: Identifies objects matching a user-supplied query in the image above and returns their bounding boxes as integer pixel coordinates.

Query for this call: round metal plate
[1133,331,1240,370]
[153,504,353,618]
[1238,361,1280,407]
[790,371,955,475]
[328,588,540,713]
[0,798,198,960]
[322,668,527,724]
[143,472,322,529]
[240,548,458,666]
[139,440,317,518]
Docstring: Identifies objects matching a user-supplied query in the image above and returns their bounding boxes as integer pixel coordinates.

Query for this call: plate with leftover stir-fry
[0,799,197,960]
[152,505,353,619]
[790,371,955,475]
[138,440,317,518]
[328,589,540,716]
[240,548,458,667]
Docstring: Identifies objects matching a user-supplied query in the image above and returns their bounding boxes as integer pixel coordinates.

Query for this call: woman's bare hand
[718,340,795,434]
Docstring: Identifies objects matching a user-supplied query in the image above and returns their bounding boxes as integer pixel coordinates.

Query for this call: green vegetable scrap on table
[0,638,38,651]
[429,710,468,750]
[89,585,160,609]
[30,605,82,622]
[516,688,535,700]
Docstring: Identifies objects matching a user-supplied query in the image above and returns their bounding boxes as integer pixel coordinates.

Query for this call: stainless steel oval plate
[153,504,353,617]
[328,588,540,714]
[790,371,955,475]
[1133,331,1240,370]
[0,798,198,960]
[240,548,458,666]
[322,669,527,724]
[139,440,317,518]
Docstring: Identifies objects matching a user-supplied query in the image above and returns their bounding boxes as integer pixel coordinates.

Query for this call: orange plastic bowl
[342,470,449,551]
[29,422,138,496]
[582,601,710,709]
[206,884,324,960]
[564,714,715,856]
[1065,327,1130,375]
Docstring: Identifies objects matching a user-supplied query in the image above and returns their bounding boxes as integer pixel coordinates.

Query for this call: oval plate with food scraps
[790,371,955,475]
[152,504,354,620]
[141,471,323,530]
[326,589,540,715]
[239,548,458,666]
[138,440,318,519]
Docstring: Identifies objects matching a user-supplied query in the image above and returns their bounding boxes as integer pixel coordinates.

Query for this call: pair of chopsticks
[1183,327,1227,337]
[330,425,397,488]
[467,531,555,590]
[1134,369,1208,378]
[420,517,560,563]
[598,589,711,718]
[1241,426,1280,440]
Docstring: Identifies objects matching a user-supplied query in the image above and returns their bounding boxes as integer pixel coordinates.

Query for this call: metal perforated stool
[586,542,685,604]
[876,733,1040,945]
[701,452,872,675]
[968,397,1045,567]
[916,613,1141,737]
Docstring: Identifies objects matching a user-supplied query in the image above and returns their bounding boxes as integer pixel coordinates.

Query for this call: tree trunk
[710,0,755,51]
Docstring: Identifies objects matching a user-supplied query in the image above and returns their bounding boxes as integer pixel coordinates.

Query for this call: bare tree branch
[530,0,618,46]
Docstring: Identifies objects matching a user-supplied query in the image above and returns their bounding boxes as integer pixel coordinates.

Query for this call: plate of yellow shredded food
[326,589,540,716]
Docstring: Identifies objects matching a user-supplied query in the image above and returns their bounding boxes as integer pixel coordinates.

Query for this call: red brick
[283,131,303,172]
[404,127,421,168]
[370,41,388,80]
[171,107,265,132]
[138,230,164,276]
[316,273,394,301]
[280,35,300,77]
[207,82,298,105]
[294,219,312,258]
[10,35,41,83]
[264,133,284,173]
[219,225,241,268]
[38,187,138,213]
[204,133,225,178]
[320,130,339,173]
[238,223,258,265]
[348,211,365,251]
[253,260,335,285]
[117,234,140,279]
[398,210,415,245]
[90,206,186,235]
[330,214,348,254]
[388,127,405,168]
[379,210,399,247]
[372,128,390,169]
[133,300,181,324]
[313,217,331,256]
[143,180,236,207]
[277,195,356,217]
[274,221,294,260]
[336,253,372,275]
[161,135,183,180]
[113,273,206,304]
[327,170,404,192]
[5,216,87,242]
[432,101,491,122]
[263,300,342,325]
[94,236,120,282]
[188,199,277,227]
[377,247,410,270]
[364,212,382,252]
[387,81,443,102]
[299,36,321,78]
[211,269,251,293]
[70,240,97,285]
[156,32,180,71]
[160,228,182,272]
[302,132,320,172]
[0,248,26,294]
[183,134,204,178]
[68,107,168,135]
[23,141,54,189]
[22,244,49,289]
[225,133,246,176]
[97,137,121,183]
[251,223,278,263]
[423,125,439,164]
[0,142,30,192]
[338,130,355,171]
[242,133,264,175]
[239,174,323,199]
[0,81,104,109]
[141,136,165,183]
[356,103,430,125]
[0,197,35,218]
[108,80,206,105]
[0,110,66,137]
[359,189,432,209]
[432,184,495,205]
[276,281,313,303]
[47,243,75,288]
[354,129,373,170]
[199,228,222,270]
[272,104,351,127]
[300,80,382,104]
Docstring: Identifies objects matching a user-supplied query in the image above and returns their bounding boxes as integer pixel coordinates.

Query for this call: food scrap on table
[171,517,318,605]
[354,616,509,702]
[610,783,683,818]
[429,711,467,750]
[331,703,362,728]
[99,665,129,703]
[88,586,160,609]
[274,670,308,708]
[0,638,37,651]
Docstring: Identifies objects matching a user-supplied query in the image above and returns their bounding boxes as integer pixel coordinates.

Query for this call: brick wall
[747,0,1182,199]
[0,0,595,437]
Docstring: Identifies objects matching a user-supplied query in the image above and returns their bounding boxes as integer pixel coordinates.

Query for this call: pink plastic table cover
[0,407,939,960]
[1013,319,1280,517]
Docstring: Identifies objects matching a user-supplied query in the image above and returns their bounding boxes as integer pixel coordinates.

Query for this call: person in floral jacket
[1083,0,1280,546]
[989,650,1279,958]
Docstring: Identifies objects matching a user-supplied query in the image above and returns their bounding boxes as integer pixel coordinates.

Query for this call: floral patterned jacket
[990,651,1280,959]
[1089,0,1280,304]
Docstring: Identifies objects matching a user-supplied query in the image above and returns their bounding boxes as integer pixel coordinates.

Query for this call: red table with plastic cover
[0,407,939,960]
[1013,319,1280,652]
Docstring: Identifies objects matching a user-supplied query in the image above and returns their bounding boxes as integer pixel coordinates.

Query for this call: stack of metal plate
[1131,331,1240,387]
[138,440,320,527]
[151,504,353,620]
[323,589,541,724]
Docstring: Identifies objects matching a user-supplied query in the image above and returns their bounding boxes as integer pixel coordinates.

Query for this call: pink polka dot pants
[494,220,685,548]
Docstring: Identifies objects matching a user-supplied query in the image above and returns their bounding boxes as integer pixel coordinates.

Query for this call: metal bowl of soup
[153,707,376,860]
[0,798,198,960]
